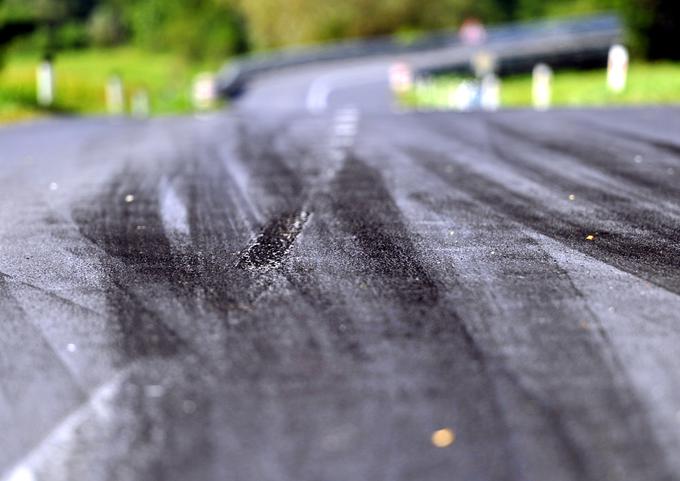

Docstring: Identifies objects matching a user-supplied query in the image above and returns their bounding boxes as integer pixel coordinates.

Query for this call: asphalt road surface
[1,61,680,481]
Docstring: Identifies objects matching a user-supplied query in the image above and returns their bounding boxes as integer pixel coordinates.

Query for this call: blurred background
[0,0,678,123]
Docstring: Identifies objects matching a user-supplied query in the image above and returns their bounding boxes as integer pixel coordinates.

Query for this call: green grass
[0,47,221,124]
[401,62,680,109]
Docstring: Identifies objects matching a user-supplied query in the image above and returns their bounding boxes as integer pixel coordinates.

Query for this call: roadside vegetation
[0,47,217,123]
[401,62,680,110]
[0,0,678,123]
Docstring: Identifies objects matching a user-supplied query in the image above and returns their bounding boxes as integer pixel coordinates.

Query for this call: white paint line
[306,72,385,113]
[334,123,358,136]
[1,372,127,481]
[306,76,332,113]
[335,109,359,121]
[327,107,361,163]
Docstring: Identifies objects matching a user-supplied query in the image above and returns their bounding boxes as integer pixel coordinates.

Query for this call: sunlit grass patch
[0,47,220,124]
[400,62,680,110]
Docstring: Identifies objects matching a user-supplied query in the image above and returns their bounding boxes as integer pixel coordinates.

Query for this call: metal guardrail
[416,17,622,77]
[216,30,458,97]
[217,14,622,98]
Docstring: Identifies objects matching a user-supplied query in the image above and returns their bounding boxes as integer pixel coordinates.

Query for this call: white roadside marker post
[607,44,629,93]
[106,75,124,115]
[532,63,553,111]
[481,74,500,111]
[36,59,55,107]
[192,72,217,111]
[470,50,497,111]
[451,80,476,111]
[131,90,150,118]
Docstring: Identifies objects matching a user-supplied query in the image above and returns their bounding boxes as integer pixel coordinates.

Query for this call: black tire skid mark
[167,144,260,315]
[191,153,518,481]
[482,123,680,262]
[410,149,677,480]
[170,127,516,479]
[325,155,522,479]
[489,118,680,201]
[64,149,240,481]
[410,189,667,480]
[179,119,312,315]
[204,117,373,369]
[183,144,259,253]
[88,119,347,388]
[160,147,303,386]
[68,119,322,376]
[232,116,377,363]
[72,167,188,361]
[279,258,369,362]
[566,110,680,161]
[406,140,680,298]
[235,120,307,216]
[67,162,233,481]
[218,138,367,386]
[329,156,439,310]
[409,113,680,295]
[129,368,221,481]
[237,209,309,270]
[418,112,680,209]
[408,191,608,479]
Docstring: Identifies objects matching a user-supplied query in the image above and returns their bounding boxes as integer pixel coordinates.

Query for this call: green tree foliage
[0,0,95,52]
[87,3,127,46]
[238,0,506,49]
[0,0,87,23]
[622,0,680,59]
[119,0,247,59]
[2,0,679,61]
[514,0,619,19]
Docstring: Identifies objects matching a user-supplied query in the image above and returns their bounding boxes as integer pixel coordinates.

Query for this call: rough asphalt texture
[1,67,680,481]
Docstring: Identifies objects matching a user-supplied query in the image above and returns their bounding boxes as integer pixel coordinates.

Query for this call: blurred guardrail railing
[217,14,622,98]
[216,30,457,97]
[417,14,622,78]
